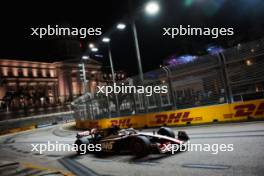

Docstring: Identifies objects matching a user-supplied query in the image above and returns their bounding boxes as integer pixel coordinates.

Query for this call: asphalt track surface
[0,121,264,176]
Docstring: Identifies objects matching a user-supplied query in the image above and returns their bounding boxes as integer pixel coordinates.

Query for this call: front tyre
[130,136,151,157]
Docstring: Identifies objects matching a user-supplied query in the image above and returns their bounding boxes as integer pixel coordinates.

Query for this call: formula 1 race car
[75,126,189,156]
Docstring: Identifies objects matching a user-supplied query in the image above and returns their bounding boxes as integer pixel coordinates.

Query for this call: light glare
[82,56,89,60]
[91,47,98,52]
[145,1,160,15]
[117,23,126,30]
[89,43,95,48]
[102,37,110,43]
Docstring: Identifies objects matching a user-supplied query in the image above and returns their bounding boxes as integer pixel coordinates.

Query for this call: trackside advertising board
[76,99,264,129]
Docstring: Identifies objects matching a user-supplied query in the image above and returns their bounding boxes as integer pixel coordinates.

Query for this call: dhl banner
[76,99,264,129]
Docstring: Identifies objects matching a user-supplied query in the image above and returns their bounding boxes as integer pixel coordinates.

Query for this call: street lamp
[145,1,160,15]
[91,47,98,52]
[161,65,176,109]
[79,56,91,119]
[79,61,88,92]
[89,43,95,49]
[116,23,126,30]
[128,1,160,113]
[129,1,160,83]
[102,37,111,43]
[82,55,89,60]
[102,36,120,116]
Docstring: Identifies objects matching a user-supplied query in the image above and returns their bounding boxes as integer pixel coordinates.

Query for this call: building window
[12,68,18,77]
[18,69,23,77]
[32,69,37,77]
[28,69,33,77]
[8,69,13,77]
[22,68,28,77]
[37,70,42,77]
[2,67,8,76]
[42,69,47,77]
[50,70,55,77]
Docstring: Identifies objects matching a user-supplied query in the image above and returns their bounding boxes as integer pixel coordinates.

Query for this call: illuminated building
[0,59,102,109]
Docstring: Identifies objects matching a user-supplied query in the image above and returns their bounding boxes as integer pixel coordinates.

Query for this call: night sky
[0,0,264,76]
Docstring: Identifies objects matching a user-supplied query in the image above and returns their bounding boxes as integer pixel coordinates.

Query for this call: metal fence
[72,38,264,120]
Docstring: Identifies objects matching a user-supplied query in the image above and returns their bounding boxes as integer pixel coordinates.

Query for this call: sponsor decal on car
[101,141,114,150]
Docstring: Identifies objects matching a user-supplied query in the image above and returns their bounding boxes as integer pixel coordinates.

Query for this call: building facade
[0,59,102,110]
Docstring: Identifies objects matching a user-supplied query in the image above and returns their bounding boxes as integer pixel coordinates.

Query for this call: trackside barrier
[75,99,264,129]
[0,125,36,135]
[0,111,74,135]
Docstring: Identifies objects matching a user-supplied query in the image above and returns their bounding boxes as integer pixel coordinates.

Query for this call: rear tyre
[157,127,175,138]
[112,141,121,154]
[130,136,151,157]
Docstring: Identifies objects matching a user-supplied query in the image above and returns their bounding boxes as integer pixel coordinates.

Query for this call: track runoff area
[0,119,264,176]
